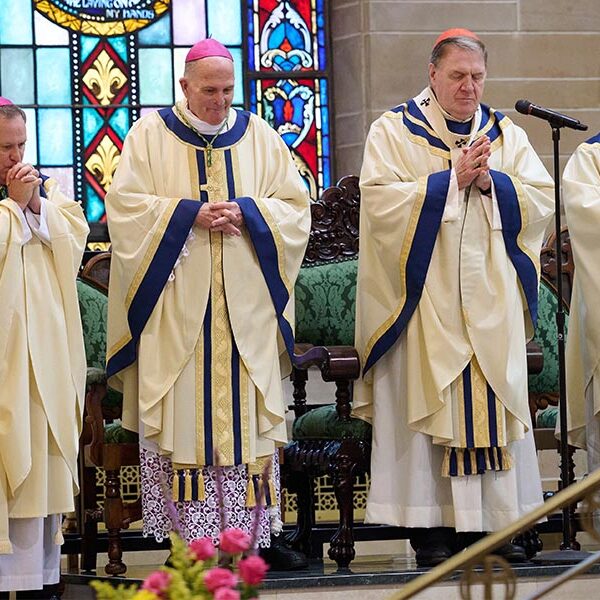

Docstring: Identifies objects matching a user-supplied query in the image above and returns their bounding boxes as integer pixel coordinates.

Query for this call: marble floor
[57,532,600,600]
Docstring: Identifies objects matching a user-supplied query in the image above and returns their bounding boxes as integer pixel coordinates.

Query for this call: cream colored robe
[0,179,88,553]
[564,133,600,454]
[353,89,554,530]
[106,104,310,470]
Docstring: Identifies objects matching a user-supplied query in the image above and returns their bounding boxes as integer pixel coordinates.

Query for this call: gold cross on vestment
[200,180,226,202]
[200,182,218,194]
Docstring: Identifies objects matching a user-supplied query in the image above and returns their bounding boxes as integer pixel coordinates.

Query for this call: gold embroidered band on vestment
[441,355,513,477]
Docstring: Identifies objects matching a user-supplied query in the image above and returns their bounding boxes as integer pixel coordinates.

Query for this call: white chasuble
[353,89,554,530]
[0,178,88,554]
[106,104,310,490]
[563,133,600,456]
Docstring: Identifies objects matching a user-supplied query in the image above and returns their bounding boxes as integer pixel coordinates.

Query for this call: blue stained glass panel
[230,48,244,106]
[0,0,32,45]
[0,49,34,104]
[83,109,104,146]
[80,36,100,63]
[316,0,327,69]
[319,79,331,188]
[139,49,174,106]
[110,37,128,63]
[249,81,257,113]
[138,14,172,46]
[85,184,105,222]
[109,109,130,139]
[37,48,71,105]
[23,109,37,166]
[246,4,255,71]
[38,109,72,165]
[173,0,206,45]
[208,0,242,45]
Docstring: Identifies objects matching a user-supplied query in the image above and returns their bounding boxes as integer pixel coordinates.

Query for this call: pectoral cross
[200,182,217,194]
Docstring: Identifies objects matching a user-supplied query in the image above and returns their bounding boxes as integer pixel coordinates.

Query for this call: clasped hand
[195,201,243,237]
[6,163,42,212]
[455,135,492,192]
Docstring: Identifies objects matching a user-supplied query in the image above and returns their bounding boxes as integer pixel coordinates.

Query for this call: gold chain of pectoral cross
[175,105,228,168]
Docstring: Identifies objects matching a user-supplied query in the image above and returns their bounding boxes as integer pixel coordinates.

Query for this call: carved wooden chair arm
[293,344,360,381]
[526,340,543,375]
[291,344,361,421]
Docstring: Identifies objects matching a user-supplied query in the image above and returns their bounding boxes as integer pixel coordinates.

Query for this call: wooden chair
[284,176,367,569]
[77,253,142,575]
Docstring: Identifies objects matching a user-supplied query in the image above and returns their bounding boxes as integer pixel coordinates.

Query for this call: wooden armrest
[84,377,107,467]
[526,340,543,375]
[293,344,360,381]
[286,403,329,412]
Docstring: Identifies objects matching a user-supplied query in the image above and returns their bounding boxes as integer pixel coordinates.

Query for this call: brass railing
[388,468,600,599]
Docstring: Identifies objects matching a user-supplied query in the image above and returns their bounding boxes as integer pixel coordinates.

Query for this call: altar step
[61,549,600,600]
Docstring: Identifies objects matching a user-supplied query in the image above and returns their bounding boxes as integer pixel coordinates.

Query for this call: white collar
[182,103,236,135]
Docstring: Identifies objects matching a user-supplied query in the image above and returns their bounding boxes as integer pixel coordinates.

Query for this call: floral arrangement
[92,460,272,600]
[91,527,269,600]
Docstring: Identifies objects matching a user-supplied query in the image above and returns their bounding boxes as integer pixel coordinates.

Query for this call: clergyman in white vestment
[353,29,554,567]
[564,133,600,470]
[0,99,88,596]
[105,39,311,570]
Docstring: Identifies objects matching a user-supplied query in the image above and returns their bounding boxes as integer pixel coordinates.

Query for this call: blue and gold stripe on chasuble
[362,102,453,375]
[441,356,512,477]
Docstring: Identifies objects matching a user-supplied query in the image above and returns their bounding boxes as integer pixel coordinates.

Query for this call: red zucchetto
[0,97,13,106]
[185,38,233,63]
[433,28,480,49]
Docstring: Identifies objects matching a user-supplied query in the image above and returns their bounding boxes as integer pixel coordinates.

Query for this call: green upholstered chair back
[294,258,357,346]
[77,278,108,370]
[292,257,368,442]
[528,279,569,395]
[77,277,123,413]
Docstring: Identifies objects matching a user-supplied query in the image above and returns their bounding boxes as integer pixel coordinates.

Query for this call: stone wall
[331,0,600,181]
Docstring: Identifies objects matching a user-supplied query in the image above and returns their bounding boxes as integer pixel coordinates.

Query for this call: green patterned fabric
[77,279,108,370]
[536,407,558,428]
[77,279,124,413]
[104,420,139,444]
[295,258,357,346]
[292,405,371,441]
[528,280,569,395]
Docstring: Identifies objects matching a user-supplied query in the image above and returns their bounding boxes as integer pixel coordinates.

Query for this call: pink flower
[204,567,238,592]
[189,537,216,561]
[238,555,269,585]
[219,528,251,554]
[141,570,171,596]
[214,588,241,600]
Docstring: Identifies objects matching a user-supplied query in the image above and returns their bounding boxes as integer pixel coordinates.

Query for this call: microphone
[515,99,588,131]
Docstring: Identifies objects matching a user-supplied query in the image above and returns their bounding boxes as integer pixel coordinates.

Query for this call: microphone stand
[532,122,589,565]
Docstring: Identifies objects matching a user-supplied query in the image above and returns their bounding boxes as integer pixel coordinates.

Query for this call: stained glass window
[0,0,332,238]
[246,0,331,198]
